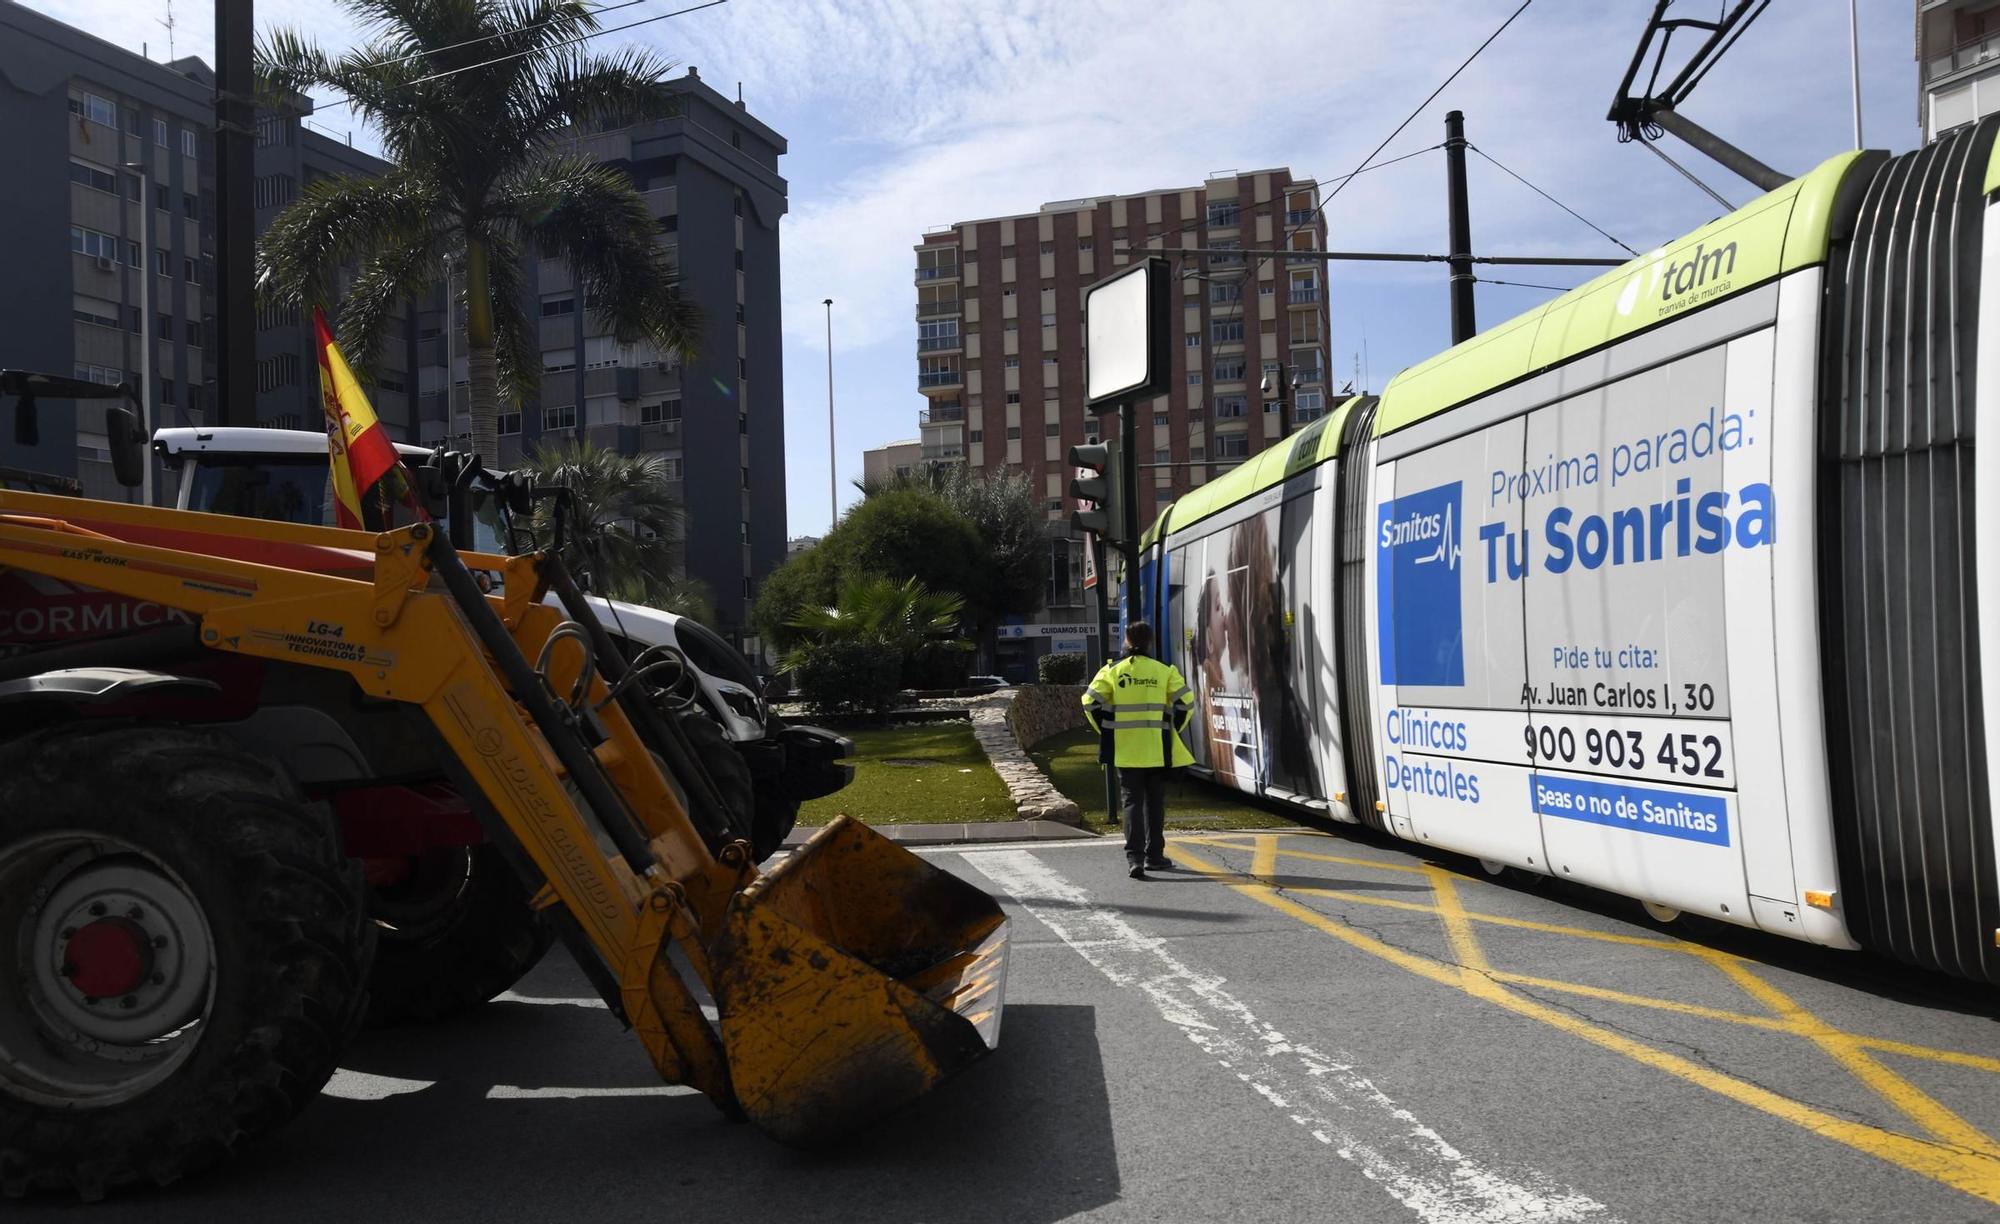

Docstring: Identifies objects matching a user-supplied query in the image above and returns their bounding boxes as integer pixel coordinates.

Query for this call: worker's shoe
[1145,857,1173,870]
[1128,863,1147,880]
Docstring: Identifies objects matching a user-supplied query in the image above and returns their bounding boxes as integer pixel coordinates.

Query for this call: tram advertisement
[1375,338,1770,891]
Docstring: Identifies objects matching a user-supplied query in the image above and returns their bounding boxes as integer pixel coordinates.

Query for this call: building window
[1006,392,1021,405]
[662,457,683,480]
[183,257,200,284]
[72,299,120,329]
[640,396,682,424]
[70,92,117,128]
[185,318,202,346]
[255,353,301,391]
[257,303,301,330]
[1006,426,1021,439]
[1187,372,1202,385]
[67,159,117,194]
[1040,312,1056,326]
[731,127,743,149]
[918,356,959,387]
[68,225,124,263]
[968,429,983,443]
[1211,318,1244,344]
[543,348,576,373]
[73,363,122,385]
[1001,245,1016,259]
[1212,395,1248,419]
[1207,241,1243,268]
[585,336,623,369]
[1004,356,1019,368]
[153,118,168,147]
[1185,333,1201,347]
[1078,238,1094,251]
[1039,241,1054,254]
[1004,319,1018,331]
[1043,354,1058,365]
[183,192,199,218]
[1295,389,1325,420]
[1155,447,1169,463]
[253,175,295,208]
[180,128,198,158]
[155,250,170,276]
[124,173,142,201]
[741,466,750,489]
[154,183,170,211]
[1045,422,1061,436]
[499,411,521,436]
[1207,200,1240,228]
[1209,281,1242,305]
[543,404,576,430]
[1216,432,1250,458]
[734,250,744,271]
[540,296,574,317]
[1154,411,1169,429]
[1213,357,1246,382]
[1002,287,1016,297]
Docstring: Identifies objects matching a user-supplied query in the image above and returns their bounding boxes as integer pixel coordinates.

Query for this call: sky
[28,0,1923,538]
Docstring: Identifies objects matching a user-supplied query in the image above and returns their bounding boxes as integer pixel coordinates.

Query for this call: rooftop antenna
[158,0,176,60]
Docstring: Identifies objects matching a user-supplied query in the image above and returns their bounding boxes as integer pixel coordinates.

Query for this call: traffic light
[1069,437,1126,544]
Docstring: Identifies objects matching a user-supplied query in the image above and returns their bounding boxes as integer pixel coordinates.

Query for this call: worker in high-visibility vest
[1082,620,1196,879]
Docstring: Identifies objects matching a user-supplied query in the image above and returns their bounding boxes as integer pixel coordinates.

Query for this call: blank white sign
[1086,263,1155,402]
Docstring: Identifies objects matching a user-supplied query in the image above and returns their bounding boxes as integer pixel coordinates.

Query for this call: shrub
[791,639,903,714]
[1038,652,1088,685]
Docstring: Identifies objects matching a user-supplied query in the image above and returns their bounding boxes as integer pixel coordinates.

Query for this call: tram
[1132,119,2000,985]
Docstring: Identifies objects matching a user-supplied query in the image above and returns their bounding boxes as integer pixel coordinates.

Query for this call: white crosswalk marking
[965,848,1616,1224]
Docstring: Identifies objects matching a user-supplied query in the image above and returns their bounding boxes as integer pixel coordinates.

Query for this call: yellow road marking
[1184,834,2000,1073]
[1171,843,2000,1207]
[1691,946,2000,1156]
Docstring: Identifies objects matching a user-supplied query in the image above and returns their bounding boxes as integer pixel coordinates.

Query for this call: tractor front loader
[0,485,1006,1198]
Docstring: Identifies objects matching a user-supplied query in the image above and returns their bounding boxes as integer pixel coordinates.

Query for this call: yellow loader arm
[0,491,1006,1140]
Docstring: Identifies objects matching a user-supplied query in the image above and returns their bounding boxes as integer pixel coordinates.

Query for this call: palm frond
[257,171,446,308]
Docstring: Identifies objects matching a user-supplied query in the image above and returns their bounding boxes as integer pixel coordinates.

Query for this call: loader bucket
[712,815,1007,1143]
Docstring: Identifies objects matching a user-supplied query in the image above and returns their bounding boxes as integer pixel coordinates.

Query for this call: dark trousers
[1121,767,1168,865]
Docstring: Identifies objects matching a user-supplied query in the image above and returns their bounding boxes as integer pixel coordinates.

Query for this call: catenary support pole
[1092,531,1119,825]
[213,0,255,425]
[1848,0,1863,149]
[126,161,152,506]
[1444,110,1476,344]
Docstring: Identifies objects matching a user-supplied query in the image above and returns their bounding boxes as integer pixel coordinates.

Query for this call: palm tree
[524,437,709,618]
[256,0,702,461]
[782,576,968,664]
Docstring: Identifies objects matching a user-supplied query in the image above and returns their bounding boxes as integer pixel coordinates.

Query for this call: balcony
[917,334,962,353]
[917,370,962,389]
[916,298,961,319]
[920,402,965,424]
[922,443,966,461]
[1293,368,1324,386]
[1288,286,1319,304]
[1285,208,1317,226]
[1928,32,2000,82]
[915,264,960,283]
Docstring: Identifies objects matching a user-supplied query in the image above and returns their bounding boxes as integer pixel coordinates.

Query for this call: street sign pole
[1119,399,1140,627]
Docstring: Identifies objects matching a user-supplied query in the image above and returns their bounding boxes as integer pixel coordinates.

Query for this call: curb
[784,818,1102,849]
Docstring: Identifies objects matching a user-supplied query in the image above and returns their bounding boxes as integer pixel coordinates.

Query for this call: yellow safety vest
[1082,654,1197,769]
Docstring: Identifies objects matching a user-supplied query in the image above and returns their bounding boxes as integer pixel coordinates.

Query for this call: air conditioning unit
[92,255,116,271]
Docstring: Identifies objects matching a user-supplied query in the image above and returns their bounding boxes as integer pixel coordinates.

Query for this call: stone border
[969,689,1083,825]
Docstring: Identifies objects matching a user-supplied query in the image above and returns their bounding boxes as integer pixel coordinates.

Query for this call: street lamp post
[823,298,836,526]
[124,160,153,506]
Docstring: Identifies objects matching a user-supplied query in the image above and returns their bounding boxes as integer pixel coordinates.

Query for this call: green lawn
[798,722,1015,825]
[1029,728,1295,834]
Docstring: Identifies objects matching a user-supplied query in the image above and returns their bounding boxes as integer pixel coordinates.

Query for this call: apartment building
[1920,0,2000,140]
[421,67,790,651]
[913,169,1330,674]
[862,438,923,486]
[0,1,421,504]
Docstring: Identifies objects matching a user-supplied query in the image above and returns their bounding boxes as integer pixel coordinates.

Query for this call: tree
[522,437,710,620]
[855,464,1046,630]
[781,576,972,702]
[256,0,703,460]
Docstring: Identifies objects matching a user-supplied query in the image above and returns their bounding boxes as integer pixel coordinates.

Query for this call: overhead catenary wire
[1465,144,1638,257]
[309,0,729,117]
[1136,143,1444,258]
[1472,275,1574,293]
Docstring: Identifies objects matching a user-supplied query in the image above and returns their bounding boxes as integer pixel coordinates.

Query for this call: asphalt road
[21,825,2000,1222]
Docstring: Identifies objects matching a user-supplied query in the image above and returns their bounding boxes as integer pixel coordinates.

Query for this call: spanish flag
[315,306,427,531]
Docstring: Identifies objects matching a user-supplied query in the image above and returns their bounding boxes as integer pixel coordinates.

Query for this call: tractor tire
[0,723,373,1200]
[364,845,554,1025]
[677,709,758,852]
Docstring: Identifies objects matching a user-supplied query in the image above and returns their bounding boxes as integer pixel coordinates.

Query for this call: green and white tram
[1133,120,2000,985]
